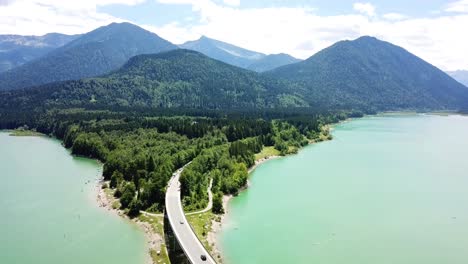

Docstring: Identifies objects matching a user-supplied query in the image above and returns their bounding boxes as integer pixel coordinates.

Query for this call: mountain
[180,36,264,69]
[246,53,301,72]
[180,36,300,72]
[0,49,307,110]
[2,36,466,112]
[447,70,468,87]
[268,36,468,110]
[0,33,79,73]
[0,22,177,91]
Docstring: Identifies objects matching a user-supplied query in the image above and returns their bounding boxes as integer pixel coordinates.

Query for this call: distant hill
[268,36,468,110]
[447,70,468,87]
[0,33,79,73]
[180,36,300,72]
[247,53,301,72]
[0,49,307,110]
[0,22,177,91]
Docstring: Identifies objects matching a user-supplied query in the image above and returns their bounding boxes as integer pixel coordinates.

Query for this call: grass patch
[254,146,280,160]
[150,248,169,264]
[9,129,44,137]
[137,214,170,264]
[103,187,121,209]
[111,200,120,210]
[185,211,216,252]
[428,111,457,116]
[138,214,165,236]
[311,125,333,143]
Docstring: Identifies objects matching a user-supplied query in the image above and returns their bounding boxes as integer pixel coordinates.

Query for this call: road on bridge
[165,165,217,264]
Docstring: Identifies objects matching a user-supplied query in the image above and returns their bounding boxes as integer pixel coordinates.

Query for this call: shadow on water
[164,210,191,264]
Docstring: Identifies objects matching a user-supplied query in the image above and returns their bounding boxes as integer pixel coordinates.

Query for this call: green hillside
[0,22,177,91]
[0,49,307,110]
[268,36,468,110]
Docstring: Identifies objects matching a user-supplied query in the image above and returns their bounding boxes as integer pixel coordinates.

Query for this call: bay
[221,114,468,264]
[0,132,147,264]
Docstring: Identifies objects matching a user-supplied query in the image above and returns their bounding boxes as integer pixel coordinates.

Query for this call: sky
[0,0,467,71]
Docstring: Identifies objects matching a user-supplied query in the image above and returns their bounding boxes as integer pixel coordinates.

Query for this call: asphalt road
[165,165,217,264]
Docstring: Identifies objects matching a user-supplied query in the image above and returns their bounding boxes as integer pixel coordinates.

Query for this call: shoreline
[76,117,342,263]
[96,179,165,264]
[94,155,286,264]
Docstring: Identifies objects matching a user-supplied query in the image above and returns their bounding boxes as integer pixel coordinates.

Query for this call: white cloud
[0,0,144,35]
[1,0,468,71]
[353,2,376,17]
[151,0,468,71]
[223,0,240,7]
[445,0,468,13]
[382,13,408,21]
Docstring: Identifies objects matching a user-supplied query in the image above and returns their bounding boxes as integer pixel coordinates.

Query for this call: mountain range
[0,33,79,73]
[180,36,301,72]
[0,22,467,112]
[0,27,300,91]
[0,22,177,91]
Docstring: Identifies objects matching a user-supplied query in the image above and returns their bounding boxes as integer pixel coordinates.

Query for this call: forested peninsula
[0,108,363,216]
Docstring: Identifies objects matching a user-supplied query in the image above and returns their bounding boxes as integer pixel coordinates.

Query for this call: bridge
[165,165,217,264]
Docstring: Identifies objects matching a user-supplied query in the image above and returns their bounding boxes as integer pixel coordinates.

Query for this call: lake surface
[0,133,146,264]
[221,114,468,264]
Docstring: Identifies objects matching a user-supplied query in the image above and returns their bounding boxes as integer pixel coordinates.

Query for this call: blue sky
[99,0,450,22]
[1,0,468,70]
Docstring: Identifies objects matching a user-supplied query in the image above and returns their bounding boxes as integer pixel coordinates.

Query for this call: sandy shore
[207,194,232,263]
[248,156,280,174]
[207,155,280,263]
[96,180,164,264]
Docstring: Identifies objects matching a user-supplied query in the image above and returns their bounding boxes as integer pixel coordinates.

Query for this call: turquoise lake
[221,114,468,264]
[0,132,147,264]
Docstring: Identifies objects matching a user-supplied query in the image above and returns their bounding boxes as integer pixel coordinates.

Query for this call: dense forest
[0,107,362,215]
[0,49,308,110]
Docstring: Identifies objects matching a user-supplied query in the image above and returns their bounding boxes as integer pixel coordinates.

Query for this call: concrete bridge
[165,165,217,264]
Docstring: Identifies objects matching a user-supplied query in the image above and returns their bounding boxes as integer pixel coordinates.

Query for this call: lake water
[221,114,468,264]
[0,133,146,264]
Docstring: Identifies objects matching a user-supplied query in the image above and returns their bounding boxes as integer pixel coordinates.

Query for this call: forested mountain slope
[0,22,177,91]
[0,49,307,110]
[1,34,466,112]
[268,36,468,110]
